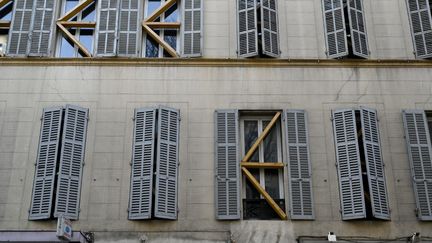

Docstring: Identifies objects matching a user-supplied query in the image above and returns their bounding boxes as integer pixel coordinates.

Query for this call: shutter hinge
[127,208,130,212]
[130,161,132,166]
[178,116,181,121]
[132,117,135,121]
[335,163,338,167]
[82,162,85,166]
[34,163,37,166]
[178,162,180,166]
[40,115,43,121]
[79,208,81,212]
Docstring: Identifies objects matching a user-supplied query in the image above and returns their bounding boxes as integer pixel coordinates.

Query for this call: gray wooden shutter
[96,0,120,56]
[237,0,258,57]
[347,0,369,58]
[128,108,156,220]
[28,0,57,56]
[360,108,390,220]
[322,0,348,58]
[402,110,432,220]
[54,105,89,220]
[285,110,314,220]
[406,0,432,58]
[29,107,63,220]
[215,110,240,220]
[154,107,180,219]
[332,109,366,220]
[7,0,34,56]
[118,0,140,56]
[182,0,203,57]
[261,0,280,57]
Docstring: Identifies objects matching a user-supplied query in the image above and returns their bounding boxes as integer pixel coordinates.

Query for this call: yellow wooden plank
[144,0,177,22]
[0,0,12,9]
[142,24,179,57]
[57,23,92,57]
[242,112,281,162]
[241,162,284,169]
[0,20,10,29]
[58,21,96,28]
[145,22,181,29]
[58,0,94,21]
[242,167,287,220]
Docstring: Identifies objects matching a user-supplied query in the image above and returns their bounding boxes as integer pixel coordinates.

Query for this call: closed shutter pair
[332,108,390,220]
[96,0,202,57]
[29,105,89,220]
[322,0,369,58]
[128,107,180,220]
[215,110,314,220]
[7,0,57,57]
[406,0,432,58]
[237,0,280,57]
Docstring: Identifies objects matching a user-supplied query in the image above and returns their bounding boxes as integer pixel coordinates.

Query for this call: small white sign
[56,215,73,241]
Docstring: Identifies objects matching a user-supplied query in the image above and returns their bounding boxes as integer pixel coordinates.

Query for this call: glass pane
[0,2,13,21]
[146,0,161,17]
[145,31,160,57]
[244,120,259,162]
[162,30,177,57]
[245,169,260,199]
[59,29,77,57]
[79,29,93,54]
[263,120,278,162]
[82,1,96,21]
[165,3,178,22]
[264,169,280,199]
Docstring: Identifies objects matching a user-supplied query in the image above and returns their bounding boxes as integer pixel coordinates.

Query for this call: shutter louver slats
[348,0,369,58]
[29,107,63,220]
[285,110,314,220]
[332,109,366,220]
[407,0,432,58]
[28,0,56,56]
[128,108,156,219]
[118,0,140,56]
[154,107,180,219]
[237,0,258,57]
[54,105,88,220]
[96,0,120,56]
[215,110,240,220]
[403,110,432,220]
[322,0,348,58]
[7,0,34,56]
[182,0,202,57]
[360,108,390,220]
[261,0,279,57]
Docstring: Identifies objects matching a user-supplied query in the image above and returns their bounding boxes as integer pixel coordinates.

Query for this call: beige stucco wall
[0,63,431,242]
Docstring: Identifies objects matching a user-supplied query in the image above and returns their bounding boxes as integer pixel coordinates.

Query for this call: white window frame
[239,116,284,201]
[142,0,181,57]
[55,0,97,57]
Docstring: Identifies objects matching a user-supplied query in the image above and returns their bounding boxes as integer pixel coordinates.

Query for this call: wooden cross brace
[0,0,12,29]
[142,0,180,57]
[241,111,287,220]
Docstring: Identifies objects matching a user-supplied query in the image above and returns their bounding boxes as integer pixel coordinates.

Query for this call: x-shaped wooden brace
[241,112,287,220]
[0,0,13,29]
[142,0,180,57]
[57,0,95,57]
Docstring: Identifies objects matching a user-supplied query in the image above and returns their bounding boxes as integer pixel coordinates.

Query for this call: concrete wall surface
[0,64,431,242]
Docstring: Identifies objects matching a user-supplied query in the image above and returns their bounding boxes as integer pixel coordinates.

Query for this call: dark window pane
[264,169,280,199]
[244,120,259,162]
[263,120,278,162]
[163,30,177,57]
[79,29,94,54]
[245,169,260,199]
[82,1,96,21]
[145,30,160,57]
[0,1,13,21]
[60,29,77,57]
[243,199,285,220]
[165,3,178,22]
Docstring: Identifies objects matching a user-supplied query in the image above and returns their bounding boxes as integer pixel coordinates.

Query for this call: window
[406,0,432,58]
[322,0,369,59]
[128,107,180,220]
[331,108,390,220]
[236,0,280,58]
[215,110,314,220]
[402,110,432,220]
[29,105,89,220]
[0,0,13,56]
[57,0,97,57]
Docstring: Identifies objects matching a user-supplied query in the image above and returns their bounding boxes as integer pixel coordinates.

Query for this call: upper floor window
[237,0,280,58]
[406,0,432,58]
[0,0,13,56]
[322,0,369,59]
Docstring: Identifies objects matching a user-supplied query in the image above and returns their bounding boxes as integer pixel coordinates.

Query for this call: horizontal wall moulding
[0,58,432,68]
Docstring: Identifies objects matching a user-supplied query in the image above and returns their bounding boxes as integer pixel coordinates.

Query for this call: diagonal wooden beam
[241,162,284,169]
[58,21,96,28]
[143,24,179,57]
[145,22,181,29]
[0,20,10,29]
[144,0,177,23]
[57,23,92,57]
[242,112,281,162]
[242,167,287,220]
[0,0,12,9]
[58,0,94,21]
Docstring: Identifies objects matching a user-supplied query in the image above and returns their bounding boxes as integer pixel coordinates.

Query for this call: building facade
[0,0,432,242]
